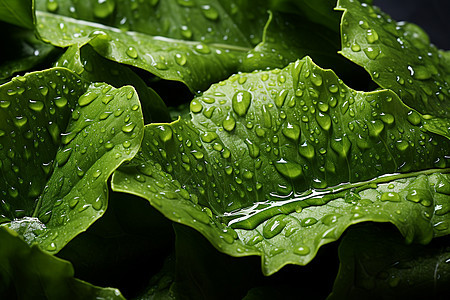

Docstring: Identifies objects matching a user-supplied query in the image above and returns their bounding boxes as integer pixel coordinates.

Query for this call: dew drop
[366,29,379,43]
[201,5,219,21]
[175,53,187,66]
[294,246,310,255]
[282,122,300,141]
[274,159,303,179]
[232,90,252,117]
[407,111,421,125]
[78,91,98,107]
[126,46,138,59]
[316,112,331,131]
[28,100,44,112]
[298,141,315,159]
[94,0,115,18]
[121,122,136,133]
[262,215,287,239]
[364,47,380,60]
[190,99,203,113]
[222,114,236,131]
[245,139,260,158]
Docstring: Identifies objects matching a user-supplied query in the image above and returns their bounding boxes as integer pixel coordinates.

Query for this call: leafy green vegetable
[0,0,33,29]
[0,68,144,252]
[0,0,449,298]
[337,0,450,118]
[112,56,450,274]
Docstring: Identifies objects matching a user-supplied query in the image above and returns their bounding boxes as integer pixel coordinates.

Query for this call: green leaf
[0,68,144,252]
[112,57,450,274]
[336,0,450,118]
[35,0,269,92]
[0,0,33,29]
[0,227,125,299]
[328,224,450,300]
[55,44,171,123]
[240,11,373,91]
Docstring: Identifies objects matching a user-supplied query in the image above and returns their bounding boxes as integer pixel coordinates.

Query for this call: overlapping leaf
[0,0,33,29]
[55,44,171,123]
[336,0,450,119]
[112,57,450,274]
[34,0,269,92]
[0,227,124,299]
[0,68,144,252]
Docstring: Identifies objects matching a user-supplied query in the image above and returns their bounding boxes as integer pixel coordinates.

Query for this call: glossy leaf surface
[337,0,450,118]
[0,68,144,252]
[112,57,450,274]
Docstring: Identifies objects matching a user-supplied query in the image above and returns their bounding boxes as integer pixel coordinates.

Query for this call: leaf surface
[0,0,33,29]
[0,68,144,252]
[336,0,450,118]
[35,0,269,92]
[112,57,450,274]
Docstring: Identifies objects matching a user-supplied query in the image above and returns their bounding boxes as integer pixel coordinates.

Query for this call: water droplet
[13,116,28,128]
[366,29,379,43]
[69,197,79,209]
[126,46,138,59]
[195,43,211,54]
[412,65,432,80]
[351,42,361,52]
[262,215,287,239]
[274,159,303,179]
[316,112,331,131]
[54,96,68,108]
[395,140,409,151]
[232,91,252,117]
[177,0,194,7]
[47,242,57,251]
[407,111,421,125]
[275,89,288,108]
[180,25,192,39]
[321,214,340,226]
[200,132,218,143]
[47,0,59,12]
[201,5,219,20]
[175,53,187,66]
[311,73,323,87]
[381,113,395,125]
[330,135,351,158]
[282,122,300,141]
[78,91,98,106]
[56,148,72,167]
[190,99,203,113]
[294,245,310,255]
[301,217,317,227]
[364,47,380,60]
[122,122,136,133]
[380,192,401,202]
[368,120,384,137]
[223,114,236,131]
[94,0,115,18]
[157,125,173,142]
[245,139,260,158]
[298,141,315,159]
[28,100,44,112]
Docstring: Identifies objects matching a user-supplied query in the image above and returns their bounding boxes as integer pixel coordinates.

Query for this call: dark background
[374,0,450,50]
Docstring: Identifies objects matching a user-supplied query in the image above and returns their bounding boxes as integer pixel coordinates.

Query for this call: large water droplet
[316,112,331,131]
[282,122,300,141]
[126,46,138,59]
[298,141,315,159]
[330,135,351,158]
[94,0,115,18]
[201,5,219,20]
[262,215,287,239]
[245,139,260,158]
[28,100,44,112]
[274,159,303,179]
[78,91,98,106]
[232,91,252,117]
[175,53,187,66]
[223,114,236,131]
[366,29,379,43]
